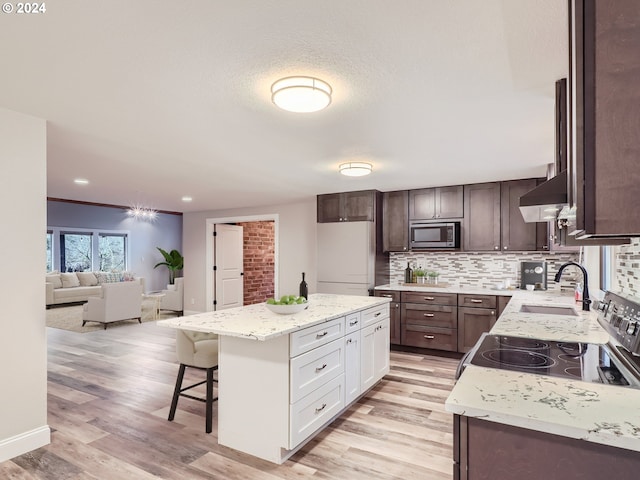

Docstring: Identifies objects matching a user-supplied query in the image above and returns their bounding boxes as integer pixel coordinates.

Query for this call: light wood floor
[1,322,459,479]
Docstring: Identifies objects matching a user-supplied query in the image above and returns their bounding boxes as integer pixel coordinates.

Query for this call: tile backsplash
[390,251,580,292]
[616,238,640,297]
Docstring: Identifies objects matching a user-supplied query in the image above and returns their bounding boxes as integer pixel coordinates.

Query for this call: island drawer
[457,294,497,309]
[290,317,345,357]
[401,291,457,306]
[289,374,345,449]
[345,312,361,334]
[361,304,389,328]
[402,303,457,329]
[290,338,345,403]
[402,325,457,352]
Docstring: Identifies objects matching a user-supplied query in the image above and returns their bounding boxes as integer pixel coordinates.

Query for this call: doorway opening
[206,214,278,312]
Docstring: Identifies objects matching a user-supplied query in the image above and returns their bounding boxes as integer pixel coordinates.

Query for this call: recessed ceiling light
[74,178,89,185]
[271,76,332,113]
[181,196,193,202]
[339,162,373,177]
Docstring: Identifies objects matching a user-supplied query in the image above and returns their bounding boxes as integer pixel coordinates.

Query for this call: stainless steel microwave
[409,221,461,249]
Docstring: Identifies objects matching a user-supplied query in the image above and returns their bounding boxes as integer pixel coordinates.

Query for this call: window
[99,234,127,272]
[46,231,53,272]
[47,227,129,273]
[60,232,93,272]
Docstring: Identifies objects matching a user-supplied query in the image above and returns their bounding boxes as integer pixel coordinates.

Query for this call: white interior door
[214,224,244,310]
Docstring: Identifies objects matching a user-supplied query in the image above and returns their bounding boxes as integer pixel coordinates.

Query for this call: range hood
[518,170,568,223]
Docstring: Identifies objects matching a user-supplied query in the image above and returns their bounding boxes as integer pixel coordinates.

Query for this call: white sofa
[45,271,145,307]
[82,281,143,329]
[159,277,184,315]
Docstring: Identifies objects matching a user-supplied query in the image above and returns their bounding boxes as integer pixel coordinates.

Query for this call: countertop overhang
[157,293,391,341]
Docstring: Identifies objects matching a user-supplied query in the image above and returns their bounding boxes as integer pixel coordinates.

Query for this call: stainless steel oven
[409,221,460,249]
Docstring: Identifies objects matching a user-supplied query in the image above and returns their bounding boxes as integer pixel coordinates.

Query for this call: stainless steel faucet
[554,261,591,311]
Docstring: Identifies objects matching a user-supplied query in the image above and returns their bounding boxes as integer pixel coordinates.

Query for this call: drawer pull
[347,338,353,344]
[316,363,327,372]
[423,335,435,340]
[375,325,383,331]
[381,294,393,298]
[374,312,382,317]
[349,320,359,326]
[470,299,483,303]
[315,403,327,414]
[423,313,435,317]
[424,296,435,301]
[316,331,328,338]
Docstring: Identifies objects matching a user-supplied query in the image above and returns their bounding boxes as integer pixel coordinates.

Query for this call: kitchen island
[445,291,640,479]
[158,293,391,464]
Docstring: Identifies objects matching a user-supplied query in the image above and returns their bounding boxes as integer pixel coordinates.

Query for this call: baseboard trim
[0,425,51,463]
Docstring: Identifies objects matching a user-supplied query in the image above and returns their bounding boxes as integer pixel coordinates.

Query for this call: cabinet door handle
[424,313,435,317]
[494,246,499,250]
[490,311,496,316]
[423,335,435,340]
[503,246,508,250]
[316,331,328,338]
[347,338,353,344]
[315,403,327,413]
[316,363,327,372]
[470,299,483,304]
[424,296,435,301]
[349,320,359,326]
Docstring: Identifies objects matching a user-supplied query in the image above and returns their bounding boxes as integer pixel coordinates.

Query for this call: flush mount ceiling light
[271,76,332,113]
[339,162,373,177]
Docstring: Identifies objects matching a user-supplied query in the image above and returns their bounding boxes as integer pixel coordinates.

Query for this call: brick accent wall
[237,221,275,305]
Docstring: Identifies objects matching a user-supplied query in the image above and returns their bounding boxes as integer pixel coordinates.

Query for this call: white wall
[183,200,316,312]
[0,108,50,461]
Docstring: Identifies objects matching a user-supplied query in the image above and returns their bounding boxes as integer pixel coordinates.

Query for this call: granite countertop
[425,285,640,452]
[157,293,390,341]
[376,283,608,343]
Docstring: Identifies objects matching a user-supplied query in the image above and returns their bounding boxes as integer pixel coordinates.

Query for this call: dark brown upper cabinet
[501,179,542,252]
[317,190,377,222]
[568,0,640,237]
[463,182,501,251]
[409,186,463,221]
[382,190,409,252]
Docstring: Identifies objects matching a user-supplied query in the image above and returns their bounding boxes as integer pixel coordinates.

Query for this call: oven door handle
[455,349,475,380]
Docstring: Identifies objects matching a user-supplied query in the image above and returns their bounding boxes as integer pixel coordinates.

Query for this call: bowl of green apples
[265,295,308,314]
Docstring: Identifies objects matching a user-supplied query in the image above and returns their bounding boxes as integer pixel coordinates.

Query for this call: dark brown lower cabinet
[374,290,401,344]
[454,415,640,480]
[401,302,458,351]
[457,306,497,353]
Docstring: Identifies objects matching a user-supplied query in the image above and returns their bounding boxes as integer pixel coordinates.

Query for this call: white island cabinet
[158,293,391,464]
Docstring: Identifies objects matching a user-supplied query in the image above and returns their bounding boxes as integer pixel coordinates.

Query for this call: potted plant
[427,270,439,284]
[414,267,426,284]
[154,247,183,284]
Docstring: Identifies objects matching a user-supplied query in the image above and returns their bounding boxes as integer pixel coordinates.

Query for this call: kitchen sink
[519,304,579,316]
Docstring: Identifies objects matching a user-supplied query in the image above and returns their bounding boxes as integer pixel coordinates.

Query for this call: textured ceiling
[0,0,568,213]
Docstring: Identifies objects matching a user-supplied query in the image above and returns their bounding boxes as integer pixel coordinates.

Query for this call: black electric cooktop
[467,334,631,387]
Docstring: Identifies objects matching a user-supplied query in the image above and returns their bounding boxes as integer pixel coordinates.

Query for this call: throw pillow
[46,273,63,289]
[60,272,81,288]
[95,272,122,284]
[77,271,98,286]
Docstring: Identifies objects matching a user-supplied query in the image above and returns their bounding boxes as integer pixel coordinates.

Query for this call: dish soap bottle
[404,262,413,284]
[299,272,308,300]
[574,282,583,303]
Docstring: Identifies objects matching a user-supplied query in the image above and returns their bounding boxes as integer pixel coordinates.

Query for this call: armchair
[82,281,143,329]
[159,277,184,316]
